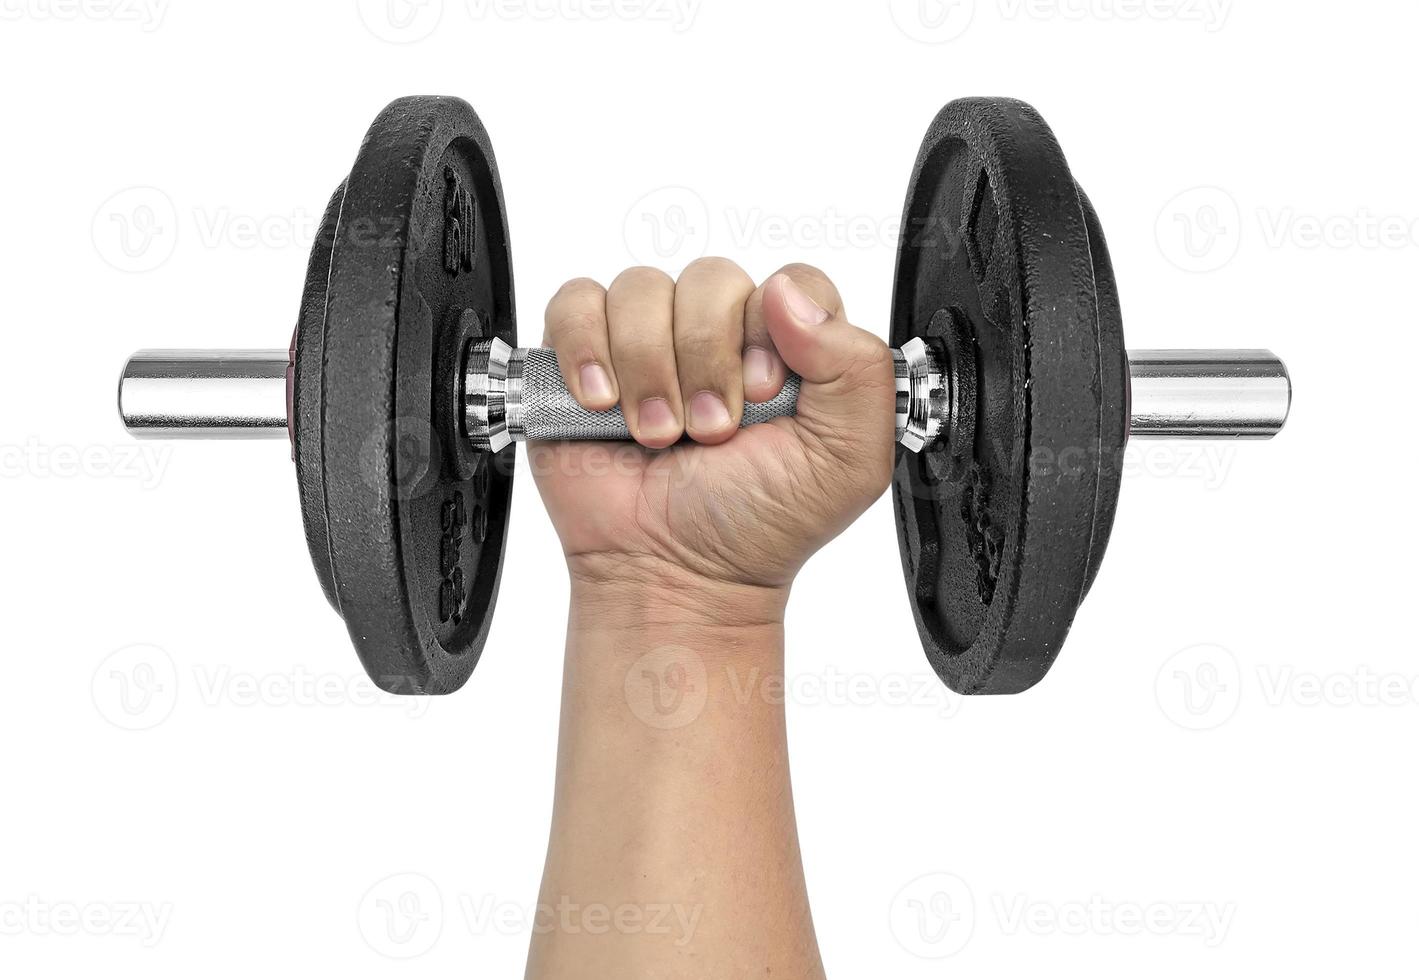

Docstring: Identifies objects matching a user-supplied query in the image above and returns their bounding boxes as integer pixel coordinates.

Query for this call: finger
[606,266,681,449]
[759,273,896,471]
[742,263,845,404]
[673,257,755,444]
[543,278,617,411]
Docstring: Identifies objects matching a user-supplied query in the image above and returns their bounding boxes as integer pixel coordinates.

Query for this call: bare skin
[525,261,895,979]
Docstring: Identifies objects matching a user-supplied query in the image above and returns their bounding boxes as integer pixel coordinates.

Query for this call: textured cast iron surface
[1078,189,1127,599]
[890,97,1126,695]
[308,96,516,695]
[293,183,345,612]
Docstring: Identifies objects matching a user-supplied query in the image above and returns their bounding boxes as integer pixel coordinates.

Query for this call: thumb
[761,273,897,465]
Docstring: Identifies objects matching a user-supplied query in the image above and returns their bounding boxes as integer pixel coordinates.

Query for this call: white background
[0,1,1411,976]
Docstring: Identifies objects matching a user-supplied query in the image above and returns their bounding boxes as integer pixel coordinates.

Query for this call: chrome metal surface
[1128,350,1291,439]
[118,350,291,439]
[464,336,513,452]
[464,341,890,448]
[120,343,1292,449]
[894,337,947,453]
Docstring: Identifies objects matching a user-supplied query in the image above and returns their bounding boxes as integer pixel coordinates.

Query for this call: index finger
[543,277,619,411]
[742,263,846,403]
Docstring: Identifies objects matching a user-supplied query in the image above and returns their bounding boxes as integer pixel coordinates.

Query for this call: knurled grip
[512,347,802,441]
[465,337,942,453]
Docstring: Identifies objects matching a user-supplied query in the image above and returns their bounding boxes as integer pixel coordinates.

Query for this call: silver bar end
[118,349,292,439]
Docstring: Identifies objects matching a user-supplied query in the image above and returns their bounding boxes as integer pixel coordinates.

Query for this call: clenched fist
[530,260,896,602]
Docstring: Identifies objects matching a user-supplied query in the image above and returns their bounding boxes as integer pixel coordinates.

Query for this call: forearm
[525,573,826,979]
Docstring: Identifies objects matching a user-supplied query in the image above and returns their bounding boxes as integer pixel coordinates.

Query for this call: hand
[528,260,887,975]
[530,260,896,605]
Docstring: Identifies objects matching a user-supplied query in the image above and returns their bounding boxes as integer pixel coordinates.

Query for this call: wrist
[566,552,790,635]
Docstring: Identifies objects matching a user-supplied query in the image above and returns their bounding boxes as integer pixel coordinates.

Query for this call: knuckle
[851,331,894,370]
[740,287,771,339]
[556,276,601,294]
[840,336,897,394]
[612,332,675,363]
[610,265,674,295]
[681,256,753,291]
[563,343,605,369]
[675,328,738,362]
[552,277,605,303]
[548,309,605,342]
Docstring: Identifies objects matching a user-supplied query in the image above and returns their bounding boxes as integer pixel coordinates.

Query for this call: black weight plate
[293,182,346,612]
[317,96,516,695]
[890,97,1126,695]
[1078,187,1127,599]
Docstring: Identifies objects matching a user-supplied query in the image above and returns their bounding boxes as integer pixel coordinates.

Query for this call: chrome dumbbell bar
[118,341,1292,448]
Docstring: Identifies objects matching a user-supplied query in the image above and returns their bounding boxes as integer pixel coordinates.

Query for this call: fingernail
[579,363,614,403]
[638,398,678,441]
[780,276,829,325]
[743,346,777,387]
[689,391,732,433]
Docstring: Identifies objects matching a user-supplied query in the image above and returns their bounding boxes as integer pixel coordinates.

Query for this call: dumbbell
[117,95,1291,697]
